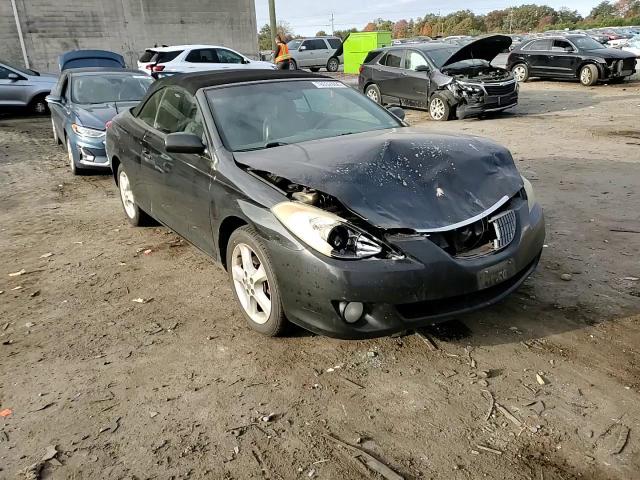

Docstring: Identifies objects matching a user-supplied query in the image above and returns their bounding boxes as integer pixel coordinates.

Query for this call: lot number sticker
[311,81,347,89]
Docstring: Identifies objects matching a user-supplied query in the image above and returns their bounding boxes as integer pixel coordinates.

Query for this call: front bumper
[457,90,519,119]
[71,136,110,169]
[265,200,545,339]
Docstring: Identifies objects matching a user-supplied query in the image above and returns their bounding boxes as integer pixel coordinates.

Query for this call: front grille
[484,81,517,96]
[490,210,517,251]
[622,58,636,71]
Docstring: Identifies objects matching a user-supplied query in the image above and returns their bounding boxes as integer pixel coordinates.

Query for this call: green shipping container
[343,31,393,74]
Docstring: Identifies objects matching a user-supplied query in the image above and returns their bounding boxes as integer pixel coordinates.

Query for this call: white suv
[137,45,276,74]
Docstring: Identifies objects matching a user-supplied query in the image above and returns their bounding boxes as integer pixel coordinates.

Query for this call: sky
[255,0,598,36]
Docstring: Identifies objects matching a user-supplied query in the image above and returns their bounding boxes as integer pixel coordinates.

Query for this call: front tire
[327,57,339,72]
[579,64,598,86]
[52,118,60,145]
[512,63,529,82]
[66,136,82,175]
[289,59,298,70]
[429,93,452,121]
[117,165,148,226]
[364,84,382,104]
[30,95,49,115]
[227,226,287,337]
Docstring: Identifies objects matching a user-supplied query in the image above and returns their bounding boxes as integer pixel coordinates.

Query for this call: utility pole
[269,0,277,52]
[509,9,513,34]
[331,12,335,35]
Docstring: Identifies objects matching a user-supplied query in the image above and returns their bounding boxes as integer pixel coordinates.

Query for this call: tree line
[258,1,640,49]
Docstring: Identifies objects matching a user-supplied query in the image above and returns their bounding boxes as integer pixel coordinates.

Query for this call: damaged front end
[442,67,519,119]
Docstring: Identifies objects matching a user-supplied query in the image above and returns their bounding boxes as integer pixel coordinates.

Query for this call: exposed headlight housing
[522,176,537,211]
[72,123,105,138]
[272,202,383,259]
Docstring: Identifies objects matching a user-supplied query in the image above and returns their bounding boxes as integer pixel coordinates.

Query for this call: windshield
[206,80,402,152]
[288,40,302,50]
[0,59,37,76]
[571,36,605,50]
[71,74,153,104]
[423,47,459,67]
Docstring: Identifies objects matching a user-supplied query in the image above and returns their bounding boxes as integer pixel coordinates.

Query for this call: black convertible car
[358,35,518,121]
[507,34,636,86]
[106,70,545,339]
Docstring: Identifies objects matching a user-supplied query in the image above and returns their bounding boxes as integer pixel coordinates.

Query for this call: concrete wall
[1,0,258,72]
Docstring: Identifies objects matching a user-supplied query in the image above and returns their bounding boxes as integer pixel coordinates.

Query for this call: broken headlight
[521,176,537,212]
[448,82,484,96]
[272,202,383,259]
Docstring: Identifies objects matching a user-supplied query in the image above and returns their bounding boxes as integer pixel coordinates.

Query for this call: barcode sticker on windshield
[311,81,347,89]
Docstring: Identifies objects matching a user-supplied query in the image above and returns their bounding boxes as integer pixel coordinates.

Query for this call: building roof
[150,69,329,95]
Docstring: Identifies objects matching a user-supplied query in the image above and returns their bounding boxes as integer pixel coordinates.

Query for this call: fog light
[80,147,95,161]
[339,301,364,324]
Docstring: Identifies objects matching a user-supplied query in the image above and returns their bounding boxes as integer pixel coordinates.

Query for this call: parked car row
[101,69,545,338]
[357,33,636,121]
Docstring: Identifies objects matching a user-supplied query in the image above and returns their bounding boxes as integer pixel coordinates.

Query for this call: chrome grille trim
[490,210,517,251]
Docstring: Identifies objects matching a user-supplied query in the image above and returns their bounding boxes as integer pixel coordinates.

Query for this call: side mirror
[300,45,307,51]
[243,59,250,64]
[387,106,406,121]
[415,65,430,72]
[164,132,206,154]
[45,95,62,105]
[8,73,21,81]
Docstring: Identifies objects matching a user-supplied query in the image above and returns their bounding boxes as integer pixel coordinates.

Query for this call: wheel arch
[111,155,121,185]
[577,60,603,78]
[218,215,249,270]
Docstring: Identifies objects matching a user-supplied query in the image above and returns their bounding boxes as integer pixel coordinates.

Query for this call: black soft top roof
[150,69,330,96]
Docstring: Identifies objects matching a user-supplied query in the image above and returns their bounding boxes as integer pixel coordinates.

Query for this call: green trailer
[342,31,393,74]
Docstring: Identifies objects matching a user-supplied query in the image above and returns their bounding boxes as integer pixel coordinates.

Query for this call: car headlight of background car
[272,202,383,259]
[71,123,105,139]
[521,176,537,211]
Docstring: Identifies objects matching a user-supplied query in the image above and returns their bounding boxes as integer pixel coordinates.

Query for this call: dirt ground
[1,78,640,480]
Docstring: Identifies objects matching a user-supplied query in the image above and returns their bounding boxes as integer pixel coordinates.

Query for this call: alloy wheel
[119,171,137,219]
[231,243,271,325]
[430,97,446,120]
[52,118,58,144]
[34,101,46,114]
[513,65,527,82]
[581,68,592,84]
[366,88,379,103]
[67,138,76,172]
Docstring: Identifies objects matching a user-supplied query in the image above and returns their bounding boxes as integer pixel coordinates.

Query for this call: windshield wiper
[264,141,288,148]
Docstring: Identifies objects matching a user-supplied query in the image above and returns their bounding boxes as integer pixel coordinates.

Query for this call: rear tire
[117,164,149,226]
[512,63,529,82]
[289,59,298,70]
[364,84,382,104]
[579,64,598,86]
[227,226,287,337]
[327,57,339,72]
[429,93,452,121]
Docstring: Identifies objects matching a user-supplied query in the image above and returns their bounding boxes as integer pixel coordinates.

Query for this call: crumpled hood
[72,101,138,130]
[234,128,524,231]
[442,35,512,67]
[594,47,637,60]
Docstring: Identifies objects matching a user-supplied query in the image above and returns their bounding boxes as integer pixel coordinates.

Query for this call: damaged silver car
[106,70,545,339]
[359,35,518,121]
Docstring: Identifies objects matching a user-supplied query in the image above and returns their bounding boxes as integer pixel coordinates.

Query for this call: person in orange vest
[274,34,291,70]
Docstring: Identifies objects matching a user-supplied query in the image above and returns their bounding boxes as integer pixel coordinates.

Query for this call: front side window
[405,51,429,70]
[71,74,153,104]
[383,51,403,68]
[155,87,202,135]
[216,49,244,64]
[552,40,574,52]
[206,80,402,152]
[137,90,163,127]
